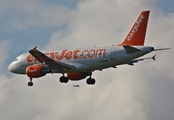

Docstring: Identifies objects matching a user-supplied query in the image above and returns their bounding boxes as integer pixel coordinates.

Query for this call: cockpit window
[14,58,18,62]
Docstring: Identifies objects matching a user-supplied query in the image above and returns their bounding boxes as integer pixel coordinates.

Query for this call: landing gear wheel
[64,77,69,83]
[60,76,64,83]
[86,78,95,85]
[27,77,33,86]
[86,78,91,84]
[59,76,69,83]
[28,82,33,86]
[90,78,95,85]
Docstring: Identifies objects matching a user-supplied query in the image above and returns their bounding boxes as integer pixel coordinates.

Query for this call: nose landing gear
[28,78,33,86]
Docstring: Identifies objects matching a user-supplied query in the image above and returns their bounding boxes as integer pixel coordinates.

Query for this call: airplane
[8,10,169,86]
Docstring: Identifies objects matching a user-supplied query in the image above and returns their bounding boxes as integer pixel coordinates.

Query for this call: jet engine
[26,65,51,78]
[67,72,91,80]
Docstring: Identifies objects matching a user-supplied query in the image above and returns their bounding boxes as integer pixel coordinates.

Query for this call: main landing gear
[86,72,95,85]
[59,76,69,83]
[86,77,95,85]
[59,76,96,85]
[28,78,33,86]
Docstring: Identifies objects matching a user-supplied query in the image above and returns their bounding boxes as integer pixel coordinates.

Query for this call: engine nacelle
[26,65,50,78]
[67,72,91,80]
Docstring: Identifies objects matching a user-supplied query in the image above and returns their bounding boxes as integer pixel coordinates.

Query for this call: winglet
[32,46,37,52]
[152,55,156,61]
[118,11,150,46]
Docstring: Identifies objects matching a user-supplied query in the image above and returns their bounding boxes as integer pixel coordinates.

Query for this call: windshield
[14,58,18,62]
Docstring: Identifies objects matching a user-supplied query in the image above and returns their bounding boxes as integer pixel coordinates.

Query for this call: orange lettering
[88,50,95,58]
[56,50,67,60]
[65,51,73,60]
[96,49,106,57]
[26,48,107,62]
[81,50,88,58]
[50,52,58,59]
[73,50,80,59]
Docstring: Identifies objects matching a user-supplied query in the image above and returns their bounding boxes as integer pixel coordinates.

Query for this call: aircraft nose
[8,63,14,73]
[8,62,19,73]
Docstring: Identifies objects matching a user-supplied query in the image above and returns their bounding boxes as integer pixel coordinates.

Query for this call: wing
[29,46,75,70]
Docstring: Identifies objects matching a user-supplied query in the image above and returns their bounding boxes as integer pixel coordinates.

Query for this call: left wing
[29,46,75,70]
[126,55,156,66]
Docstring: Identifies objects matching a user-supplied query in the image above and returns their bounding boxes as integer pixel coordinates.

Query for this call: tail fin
[118,11,150,46]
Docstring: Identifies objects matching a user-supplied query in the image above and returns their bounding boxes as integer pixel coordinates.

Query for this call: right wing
[29,46,75,70]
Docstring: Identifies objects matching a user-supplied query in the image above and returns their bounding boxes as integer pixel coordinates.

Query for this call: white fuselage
[8,45,154,74]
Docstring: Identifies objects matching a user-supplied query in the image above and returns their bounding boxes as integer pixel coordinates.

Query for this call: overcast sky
[0,0,174,120]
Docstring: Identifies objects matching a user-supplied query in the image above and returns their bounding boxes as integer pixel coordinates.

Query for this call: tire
[64,77,69,83]
[91,78,95,85]
[28,82,33,86]
[59,76,69,83]
[86,78,96,85]
[59,76,65,83]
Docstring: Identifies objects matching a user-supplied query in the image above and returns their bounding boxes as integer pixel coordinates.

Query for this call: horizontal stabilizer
[126,55,156,65]
[154,48,170,51]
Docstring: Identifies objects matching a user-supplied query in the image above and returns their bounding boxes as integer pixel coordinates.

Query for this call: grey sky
[0,0,174,120]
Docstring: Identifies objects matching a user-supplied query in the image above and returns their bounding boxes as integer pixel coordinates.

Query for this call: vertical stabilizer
[118,11,150,46]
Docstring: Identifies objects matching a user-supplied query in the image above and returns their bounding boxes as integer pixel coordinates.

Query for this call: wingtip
[142,10,150,13]
[152,55,156,61]
[32,46,37,52]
